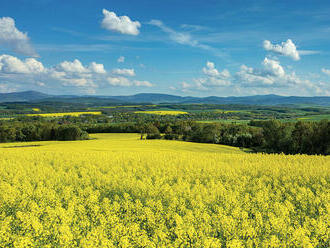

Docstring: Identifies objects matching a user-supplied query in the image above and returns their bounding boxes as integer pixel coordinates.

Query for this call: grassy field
[296,114,330,121]
[0,134,329,247]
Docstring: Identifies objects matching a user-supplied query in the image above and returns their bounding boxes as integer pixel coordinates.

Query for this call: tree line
[78,119,329,155]
[0,122,88,142]
[160,120,329,155]
[1,119,329,155]
[132,120,329,155]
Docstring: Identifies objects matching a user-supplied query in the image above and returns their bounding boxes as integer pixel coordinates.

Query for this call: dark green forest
[1,117,329,155]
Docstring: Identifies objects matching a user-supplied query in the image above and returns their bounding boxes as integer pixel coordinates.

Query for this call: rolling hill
[0,91,330,106]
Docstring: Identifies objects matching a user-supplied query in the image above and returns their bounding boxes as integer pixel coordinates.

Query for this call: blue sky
[0,0,330,96]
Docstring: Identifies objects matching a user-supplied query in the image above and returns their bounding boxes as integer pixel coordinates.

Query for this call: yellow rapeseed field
[0,134,329,247]
[134,110,188,115]
[26,111,102,117]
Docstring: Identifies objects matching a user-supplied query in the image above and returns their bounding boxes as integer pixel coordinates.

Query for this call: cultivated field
[0,134,329,247]
[134,110,188,115]
[26,112,102,117]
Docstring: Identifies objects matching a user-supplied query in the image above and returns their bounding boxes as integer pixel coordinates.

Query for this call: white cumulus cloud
[0,17,37,57]
[174,61,231,92]
[56,59,89,74]
[0,55,100,91]
[263,39,300,61]
[89,62,106,74]
[107,76,131,86]
[236,58,311,87]
[101,9,141,35]
[200,61,231,87]
[107,77,152,87]
[263,57,285,77]
[236,64,274,86]
[0,55,44,74]
[50,59,103,89]
[203,61,231,78]
[112,68,135,77]
[55,59,106,74]
[0,54,154,92]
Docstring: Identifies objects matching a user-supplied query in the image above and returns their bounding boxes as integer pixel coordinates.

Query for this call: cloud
[89,62,106,74]
[56,59,89,74]
[203,61,231,78]
[117,56,125,63]
[149,20,196,46]
[263,39,300,61]
[133,80,153,87]
[178,81,200,92]
[49,59,111,89]
[107,76,131,86]
[199,61,231,87]
[0,17,37,57]
[0,54,154,93]
[171,57,328,96]
[101,9,141,35]
[236,58,312,87]
[203,77,231,87]
[0,55,44,74]
[55,59,106,75]
[50,60,98,89]
[36,43,115,52]
[181,82,191,89]
[169,82,197,93]
[148,20,226,57]
[60,78,96,87]
[180,24,210,32]
[107,76,152,87]
[299,50,320,55]
[0,56,95,91]
[321,68,330,76]
[237,64,274,86]
[174,62,231,92]
[112,68,135,77]
[263,57,285,77]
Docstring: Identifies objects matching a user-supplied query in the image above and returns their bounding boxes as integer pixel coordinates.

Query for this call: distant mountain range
[1,91,330,106]
[0,91,50,102]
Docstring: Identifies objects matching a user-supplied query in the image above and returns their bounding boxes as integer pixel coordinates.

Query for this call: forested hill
[0,91,330,106]
[0,91,50,102]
